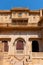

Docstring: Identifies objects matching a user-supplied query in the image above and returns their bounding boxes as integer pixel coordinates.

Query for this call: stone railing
[0,23,42,28]
[28,23,38,26]
[32,52,43,58]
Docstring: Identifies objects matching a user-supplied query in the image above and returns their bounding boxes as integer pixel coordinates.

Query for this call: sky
[0,0,43,10]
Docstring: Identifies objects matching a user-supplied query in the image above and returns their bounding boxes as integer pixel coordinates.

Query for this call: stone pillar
[40,10,42,16]
[0,41,4,65]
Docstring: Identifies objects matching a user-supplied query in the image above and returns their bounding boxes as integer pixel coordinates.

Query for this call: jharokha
[0,8,43,65]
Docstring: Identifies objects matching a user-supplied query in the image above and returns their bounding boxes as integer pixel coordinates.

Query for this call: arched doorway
[32,40,39,52]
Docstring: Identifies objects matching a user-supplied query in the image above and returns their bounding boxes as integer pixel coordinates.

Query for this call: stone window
[2,41,8,52]
[16,40,24,50]
[14,38,26,53]
[18,13,22,17]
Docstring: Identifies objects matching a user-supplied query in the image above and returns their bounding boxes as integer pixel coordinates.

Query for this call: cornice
[0,10,11,14]
[29,37,43,41]
[0,8,40,14]
[0,25,43,30]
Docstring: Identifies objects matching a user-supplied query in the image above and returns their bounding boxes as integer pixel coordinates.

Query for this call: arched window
[32,40,39,52]
[16,40,24,50]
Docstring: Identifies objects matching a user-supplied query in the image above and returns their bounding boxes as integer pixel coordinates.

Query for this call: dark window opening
[16,40,24,50]
[2,41,8,52]
[32,40,39,52]
[12,20,28,25]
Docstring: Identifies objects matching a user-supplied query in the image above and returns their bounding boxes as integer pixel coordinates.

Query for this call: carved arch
[13,37,26,45]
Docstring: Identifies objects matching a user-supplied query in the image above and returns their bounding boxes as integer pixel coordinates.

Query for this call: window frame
[2,41,8,52]
[16,40,24,50]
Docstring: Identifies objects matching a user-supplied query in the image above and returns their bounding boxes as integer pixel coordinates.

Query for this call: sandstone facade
[0,8,43,65]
